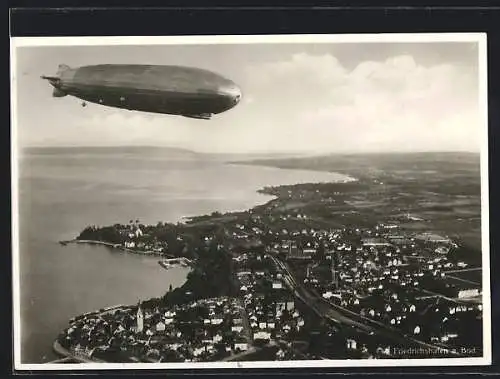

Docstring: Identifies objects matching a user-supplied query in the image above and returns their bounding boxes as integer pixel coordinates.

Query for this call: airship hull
[43,64,241,119]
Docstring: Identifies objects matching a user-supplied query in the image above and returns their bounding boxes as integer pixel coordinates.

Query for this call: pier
[159,257,193,269]
[59,239,121,248]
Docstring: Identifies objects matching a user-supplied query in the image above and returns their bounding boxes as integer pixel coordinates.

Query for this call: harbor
[158,257,194,270]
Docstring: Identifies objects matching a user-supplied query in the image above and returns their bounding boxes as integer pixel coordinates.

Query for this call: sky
[13,39,483,154]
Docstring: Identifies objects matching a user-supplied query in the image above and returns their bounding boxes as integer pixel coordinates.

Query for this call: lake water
[16,148,350,363]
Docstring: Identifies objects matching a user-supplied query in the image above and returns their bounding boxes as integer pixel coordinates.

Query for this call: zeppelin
[41,64,242,120]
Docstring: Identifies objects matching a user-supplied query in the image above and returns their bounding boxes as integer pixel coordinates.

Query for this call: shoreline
[60,169,356,252]
[52,340,106,363]
[49,163,483,364]
[52,172,358,364]
[181,166,356,224]
[59,239,165,257]
[53,304,133,363]
[227,161,357,183]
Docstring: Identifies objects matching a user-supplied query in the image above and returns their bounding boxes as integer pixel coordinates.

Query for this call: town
[58,153,483,362]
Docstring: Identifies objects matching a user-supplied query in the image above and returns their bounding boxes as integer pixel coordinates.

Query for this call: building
[253,331,271,342]
[346,339,357,350]
[415,233,451,244]
[136,304,144,333]
[288,247,313,260]
[458,288,480,299]
[272,281,283,290]
[235,342,249,351]
[362,238,392,247]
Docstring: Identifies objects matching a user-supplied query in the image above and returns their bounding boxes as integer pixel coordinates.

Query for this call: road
[235,298,253,344]
[270,255,373,331]
[270,255,461,356]
[444,267,481,274]
[419,288,481,305]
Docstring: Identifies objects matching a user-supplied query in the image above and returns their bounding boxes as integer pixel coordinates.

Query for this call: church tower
[136,302,144,333]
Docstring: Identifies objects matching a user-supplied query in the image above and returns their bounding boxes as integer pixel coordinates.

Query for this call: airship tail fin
[52,87,67,97]
[56,64,71,76]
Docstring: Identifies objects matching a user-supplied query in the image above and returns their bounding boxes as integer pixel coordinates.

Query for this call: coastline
[59,239,165,257]
[60,168,355,253]
[47,159,484,364]
[53,304,134,363]
[52,340,105,363]
[228,161,358,183]
[52,172,357,364]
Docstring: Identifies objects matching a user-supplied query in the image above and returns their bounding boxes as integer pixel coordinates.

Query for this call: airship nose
[219,83,242,105]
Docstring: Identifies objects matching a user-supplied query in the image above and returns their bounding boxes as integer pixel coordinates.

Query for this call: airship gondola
[41,64,242,120]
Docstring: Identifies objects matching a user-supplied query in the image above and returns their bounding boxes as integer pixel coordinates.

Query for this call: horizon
[20,144,480,155]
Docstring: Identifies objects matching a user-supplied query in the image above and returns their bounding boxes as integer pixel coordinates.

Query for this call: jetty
[158,257,193,269]
[59,239,121,248]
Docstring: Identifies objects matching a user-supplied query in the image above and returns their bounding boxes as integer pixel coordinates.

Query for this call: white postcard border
[10,32,491,371]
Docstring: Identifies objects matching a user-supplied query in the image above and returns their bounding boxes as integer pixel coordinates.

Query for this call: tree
[316,243,326,262]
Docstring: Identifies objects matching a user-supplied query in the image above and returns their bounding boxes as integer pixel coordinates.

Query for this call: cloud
[19,49,480,153]
[231,52,480,153]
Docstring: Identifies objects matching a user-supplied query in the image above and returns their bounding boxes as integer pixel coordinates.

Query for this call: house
[155,321,166,332]
[165,310,176,318]
[212,334,223,343]
[210,318,224,325]
[193,347,205,357]
[346,339,357,350]
[253,331,271,341]
[458,288,480,299]
[232,325,244,333]
[435,246,450,255]
[322,291,334,299]
[272,282,283,289]
[234,342,248,351]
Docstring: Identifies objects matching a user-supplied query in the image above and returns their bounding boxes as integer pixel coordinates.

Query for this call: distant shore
[229,161,357,183]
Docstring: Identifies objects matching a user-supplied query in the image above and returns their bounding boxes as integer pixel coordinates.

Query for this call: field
[236,152,483,260]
